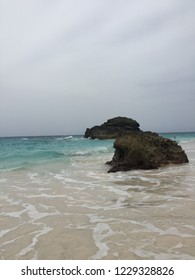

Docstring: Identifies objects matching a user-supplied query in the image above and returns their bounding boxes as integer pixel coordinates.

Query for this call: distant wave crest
[64,136,73,140]
[68,146,110,157]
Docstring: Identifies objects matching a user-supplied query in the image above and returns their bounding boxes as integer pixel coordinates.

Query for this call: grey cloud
[140,76,195,88]
[0,0,195,136]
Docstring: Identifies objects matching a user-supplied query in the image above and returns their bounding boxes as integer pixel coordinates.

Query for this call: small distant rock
[84,116,140,139]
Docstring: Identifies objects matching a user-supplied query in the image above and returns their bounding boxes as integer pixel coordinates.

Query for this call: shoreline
[0,136,195,260]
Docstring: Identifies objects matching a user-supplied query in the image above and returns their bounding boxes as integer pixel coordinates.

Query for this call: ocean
[0,133,195,260]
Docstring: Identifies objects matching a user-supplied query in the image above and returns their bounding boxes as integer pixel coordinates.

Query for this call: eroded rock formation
[107,131,189,172]
[84,117,189,173]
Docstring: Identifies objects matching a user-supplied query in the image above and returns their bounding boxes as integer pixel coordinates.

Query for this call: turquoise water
[0,132,194,171]
[0,136,114,171]
[160,132,195,142]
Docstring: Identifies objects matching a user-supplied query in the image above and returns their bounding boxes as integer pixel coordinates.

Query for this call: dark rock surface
[107,131,189,172]
[84,116,140,139]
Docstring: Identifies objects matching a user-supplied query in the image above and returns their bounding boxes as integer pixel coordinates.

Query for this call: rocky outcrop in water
[106,131,189,173]
[84,116,140,139]
[84,116,189,173]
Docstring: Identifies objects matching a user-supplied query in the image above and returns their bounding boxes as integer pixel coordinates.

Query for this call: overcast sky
[0,0,195,136]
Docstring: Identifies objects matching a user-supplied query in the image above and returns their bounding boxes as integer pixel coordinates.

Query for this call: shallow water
[0,136,195,259]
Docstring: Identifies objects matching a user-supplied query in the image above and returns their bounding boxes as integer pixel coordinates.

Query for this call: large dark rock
[107,131,189,172]
[84,116,140,139]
